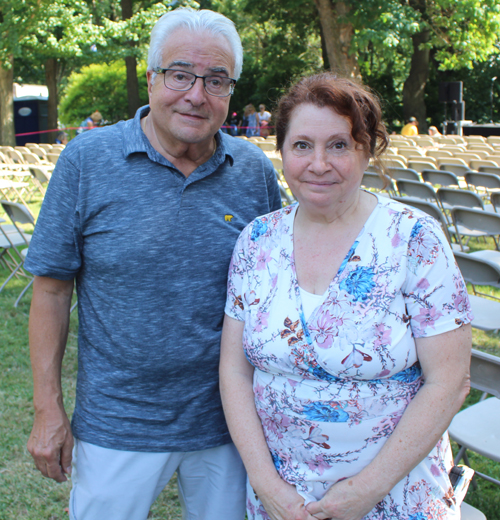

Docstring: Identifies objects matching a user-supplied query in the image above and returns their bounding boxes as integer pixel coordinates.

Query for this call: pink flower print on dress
[309,310,342,349]
[254,310,269,332]
[256,248,272,271]
[413,305,443,331]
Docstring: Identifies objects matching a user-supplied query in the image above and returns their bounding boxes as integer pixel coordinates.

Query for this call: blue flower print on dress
[409,514,427,520]
[250,219,268,242]
[339,266,376,301]
[303,402,349,422]
[390,364,422,383]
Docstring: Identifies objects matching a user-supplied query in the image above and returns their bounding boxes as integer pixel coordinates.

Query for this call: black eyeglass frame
[152,68,237,97]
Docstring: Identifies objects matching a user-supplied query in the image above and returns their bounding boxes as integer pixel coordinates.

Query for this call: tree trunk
[0,55,15,147]
[402,30,430,134]
[313,0,359,78]
[125,55,141,118]
[45,58,58,144]
[121,0,141,119]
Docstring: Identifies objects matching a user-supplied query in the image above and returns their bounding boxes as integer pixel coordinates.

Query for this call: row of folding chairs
[0,200,34,307]
[389,194,500,504]
[379,153,500,176]
[368,164,500,198]
[390,133,500,147]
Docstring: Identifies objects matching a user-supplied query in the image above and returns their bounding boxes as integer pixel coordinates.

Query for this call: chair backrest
[469,349,500,398]
[437,157,468,167]
[451,207,500,236]
[439,163,471,176]
[426,149,453,159]
[382,157,407,169]
[269,157,283,171]
[412,136,434,147]
[478,165,500,175]
[29,166,51,184]
[38,143,52,152]
[422,169,460,187]
[453,152,483,164]
[396,179,438,202]
[437,187,484,210]
[407,159,437,173]
[1,200,35,226]
[465,172,500,191]
[439,145,467,153]
[386,167,420,181]
[486,155,500,166]
[468,144,494,153]
[391,196,452,243]
[491,192,500,213]
[7,149,26,164]
[454,251,500,288]
[362,172,394,192]
[46,153,60,165]
[396,147,425,158]
[470,160,499,171]
[22,151,42,164]
[27,146,47,160]
[258,142,276,152]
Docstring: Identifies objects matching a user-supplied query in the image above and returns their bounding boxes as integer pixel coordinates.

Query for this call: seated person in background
[220,72,473,520]
[401,116,419,136]
[429,125,442,137]
[77,110,103,134]
[54,131,68,145]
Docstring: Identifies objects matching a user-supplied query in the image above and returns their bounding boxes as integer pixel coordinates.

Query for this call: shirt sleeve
[263,156,282,213]
[24,150,82,280]
[402,215,473,338]
[224,226,252,321]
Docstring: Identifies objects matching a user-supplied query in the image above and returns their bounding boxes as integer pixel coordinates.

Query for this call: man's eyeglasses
[153,68,236,97]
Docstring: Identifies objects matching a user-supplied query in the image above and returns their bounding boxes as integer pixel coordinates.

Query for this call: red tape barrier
[15,125,275,137]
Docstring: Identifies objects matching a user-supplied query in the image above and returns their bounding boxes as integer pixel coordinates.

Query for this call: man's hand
[27,406,74,483]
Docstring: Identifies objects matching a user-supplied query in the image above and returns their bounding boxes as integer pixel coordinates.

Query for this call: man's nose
[184,77,207,105]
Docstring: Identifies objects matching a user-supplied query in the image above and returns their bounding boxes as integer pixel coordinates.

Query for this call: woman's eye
[293,141,309,150]
[331,141,347,150]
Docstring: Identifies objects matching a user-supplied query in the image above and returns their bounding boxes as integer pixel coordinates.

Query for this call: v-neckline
[289,194,381,331]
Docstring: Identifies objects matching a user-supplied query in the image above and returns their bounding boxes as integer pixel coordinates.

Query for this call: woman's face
[281,103,370,210]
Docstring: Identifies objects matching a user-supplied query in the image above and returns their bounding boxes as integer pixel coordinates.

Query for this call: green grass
[1,200,499,518]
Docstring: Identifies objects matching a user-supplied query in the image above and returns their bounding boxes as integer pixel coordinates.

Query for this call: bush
[59,61,149,127]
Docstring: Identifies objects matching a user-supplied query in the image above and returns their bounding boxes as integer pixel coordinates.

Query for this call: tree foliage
[3,0,500,142]
[59,60,149,126]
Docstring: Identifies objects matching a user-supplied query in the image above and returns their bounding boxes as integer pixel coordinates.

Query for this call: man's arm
[27,275,75,483]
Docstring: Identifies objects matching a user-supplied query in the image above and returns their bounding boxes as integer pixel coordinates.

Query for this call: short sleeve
[402,216,473,338]
[24,151,82,280]
[264,157,282,213]
[224,227,251,321]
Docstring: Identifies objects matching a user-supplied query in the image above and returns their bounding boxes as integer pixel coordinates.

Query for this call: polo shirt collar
[122,105,234,168]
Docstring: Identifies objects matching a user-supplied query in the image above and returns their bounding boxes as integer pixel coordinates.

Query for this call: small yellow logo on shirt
[225,215,234,222]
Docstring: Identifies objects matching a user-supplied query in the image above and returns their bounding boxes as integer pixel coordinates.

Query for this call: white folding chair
[0,201,35,306]
[450,207,500,253]
[448,344,500,488]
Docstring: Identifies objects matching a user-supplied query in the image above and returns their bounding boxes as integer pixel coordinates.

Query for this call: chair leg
[14,277,34,307]
[0,262,24,294]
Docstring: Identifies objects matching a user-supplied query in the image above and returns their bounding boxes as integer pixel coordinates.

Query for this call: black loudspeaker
[451,101,465,121]
[439,82,463,103]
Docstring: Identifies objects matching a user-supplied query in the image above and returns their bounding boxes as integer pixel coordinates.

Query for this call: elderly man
[25,8,280,520]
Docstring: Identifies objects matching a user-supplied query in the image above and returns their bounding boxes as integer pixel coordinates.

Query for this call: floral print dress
[225,195,473,520]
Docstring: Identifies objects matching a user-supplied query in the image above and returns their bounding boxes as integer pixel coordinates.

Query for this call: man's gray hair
[148,7,243,81]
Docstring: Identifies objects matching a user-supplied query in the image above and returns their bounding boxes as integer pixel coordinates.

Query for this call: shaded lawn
[0,199,499,518]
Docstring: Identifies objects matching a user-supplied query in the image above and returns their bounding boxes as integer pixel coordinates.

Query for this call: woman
[220,74,472,520]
